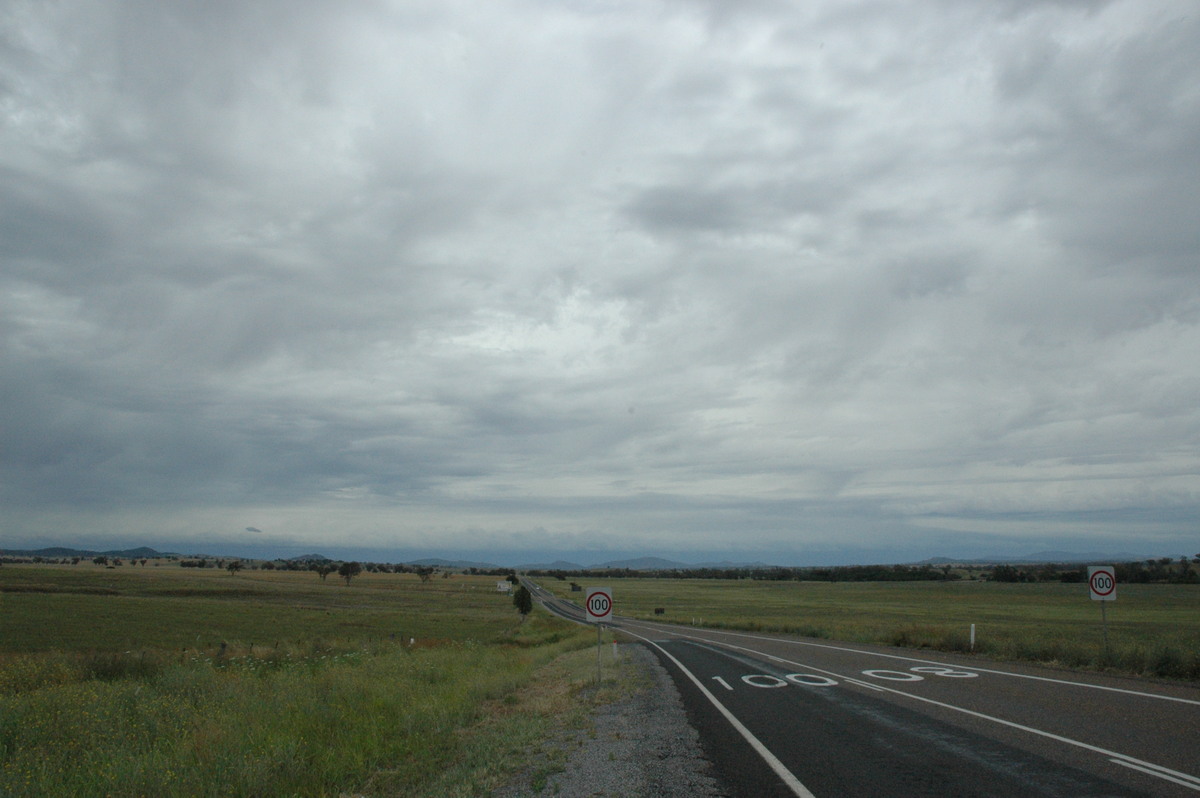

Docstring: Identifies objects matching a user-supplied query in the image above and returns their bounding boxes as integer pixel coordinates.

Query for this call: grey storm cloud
[2,0,1198,563]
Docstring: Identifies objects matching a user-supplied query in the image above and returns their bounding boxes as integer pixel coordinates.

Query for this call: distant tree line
[6,553,1195,584]
[523,564,963,582]
[525,557,1199,584]
[989,557,1198,584]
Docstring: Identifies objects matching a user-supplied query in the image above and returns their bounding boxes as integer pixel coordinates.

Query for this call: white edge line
[650,628,1200,792]
[1108,759,1200,791]
[621,627,817,798]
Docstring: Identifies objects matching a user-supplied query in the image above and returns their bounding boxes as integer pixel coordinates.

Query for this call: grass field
[540,576,1200,679]
[0,563,625,797]
[4,564,1196,796]
[0,563,522,654]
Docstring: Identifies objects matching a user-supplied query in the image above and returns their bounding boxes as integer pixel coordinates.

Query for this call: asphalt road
[524,580,1200,797]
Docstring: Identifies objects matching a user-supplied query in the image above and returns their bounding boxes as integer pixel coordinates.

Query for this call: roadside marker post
[1088,566,1116,656]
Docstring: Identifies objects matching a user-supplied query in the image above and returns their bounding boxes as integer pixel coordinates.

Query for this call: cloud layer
[3,0,1198,562]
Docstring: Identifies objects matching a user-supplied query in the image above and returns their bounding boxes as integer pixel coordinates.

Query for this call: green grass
[0,564,609,797]
[8,563,1192,796]
[0,565,509,652]
[542,577,1200,680]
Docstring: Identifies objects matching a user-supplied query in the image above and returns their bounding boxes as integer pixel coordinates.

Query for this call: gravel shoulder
[492,643,728,798]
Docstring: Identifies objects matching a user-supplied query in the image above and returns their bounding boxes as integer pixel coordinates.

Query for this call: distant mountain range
[1,546,328,561]
[913,550,1155,566]
[406,557,508,570]
[1,546,180,559]
[516,556,776,571]
[3,546,1166,569]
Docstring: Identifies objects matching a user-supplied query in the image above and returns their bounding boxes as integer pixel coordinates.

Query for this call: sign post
[1087,566,1116,656]
[585,588,613,684]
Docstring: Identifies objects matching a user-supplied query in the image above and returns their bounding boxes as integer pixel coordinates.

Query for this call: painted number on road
[862,666,979,681]
[786,673,838,687]
[732,666,978,689]
[862,669,924,681]
[910,666,978,678]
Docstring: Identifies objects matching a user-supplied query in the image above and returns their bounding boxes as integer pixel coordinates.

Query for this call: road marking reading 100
[717,666,978,690]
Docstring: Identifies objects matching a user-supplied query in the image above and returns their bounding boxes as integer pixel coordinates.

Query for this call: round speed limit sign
[1088,566,1116,601]
[585,587,613,622]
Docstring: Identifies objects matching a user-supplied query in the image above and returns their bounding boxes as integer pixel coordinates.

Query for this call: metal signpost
[586,587,613,683]
[1087,566,1116,655]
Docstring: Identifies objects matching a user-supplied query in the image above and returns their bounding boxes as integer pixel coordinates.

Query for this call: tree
[338,561,362,585]
[315,563,337,582]
[513,585,533,620]
[1180,555,1196,584]
[990,564,1022,583]
[416,567,435,583]
[227,560,243,576]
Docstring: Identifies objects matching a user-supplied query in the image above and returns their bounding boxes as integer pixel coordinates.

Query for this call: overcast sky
[2,0,1198,565]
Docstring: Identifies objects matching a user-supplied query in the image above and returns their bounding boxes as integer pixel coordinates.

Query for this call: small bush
[1146,645,1192,679]
[890,625,939,648]
[77,651,166,682]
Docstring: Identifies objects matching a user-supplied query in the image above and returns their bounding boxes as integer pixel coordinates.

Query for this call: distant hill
[406,557,504,570]
[8,545,1174,571]
[695,560,775,570]
[1,546,178,559]
[517,559,587,571]
[913,551,1156,566]
[595,557,777,571]
[117,546,167,559]
[519,557,779,572]
[598,556,690,570]
[1016,550,1153,563]
[287,553,332,563]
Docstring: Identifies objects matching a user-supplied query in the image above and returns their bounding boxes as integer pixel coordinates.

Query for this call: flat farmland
[0,563,515,652]
[541,577,1200,679]
[0,563,611,798]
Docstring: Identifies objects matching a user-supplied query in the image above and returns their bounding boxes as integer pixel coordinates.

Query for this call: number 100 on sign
[585,587,613,622]
[1088,566,1116,601]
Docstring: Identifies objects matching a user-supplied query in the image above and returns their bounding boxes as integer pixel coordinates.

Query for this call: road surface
[525,579,1200,797]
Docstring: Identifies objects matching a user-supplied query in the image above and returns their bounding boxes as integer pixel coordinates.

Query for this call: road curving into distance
[522,578,1200,797]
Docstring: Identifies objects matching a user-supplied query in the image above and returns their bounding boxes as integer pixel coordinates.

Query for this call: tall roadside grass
[0,616,596,797]
[881,622,1200,679]
[0,566,606,797]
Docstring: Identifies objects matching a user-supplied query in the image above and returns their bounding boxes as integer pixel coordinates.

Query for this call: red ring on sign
[586,591,612,618]
[1089,571,1115,596]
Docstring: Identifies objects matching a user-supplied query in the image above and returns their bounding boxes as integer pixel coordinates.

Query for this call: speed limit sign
[585,587,613,622]
[1088,566,1116,601]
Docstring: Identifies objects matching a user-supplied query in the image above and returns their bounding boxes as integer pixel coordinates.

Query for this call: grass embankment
[543,577,1200,680]
[0,565,613,797]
